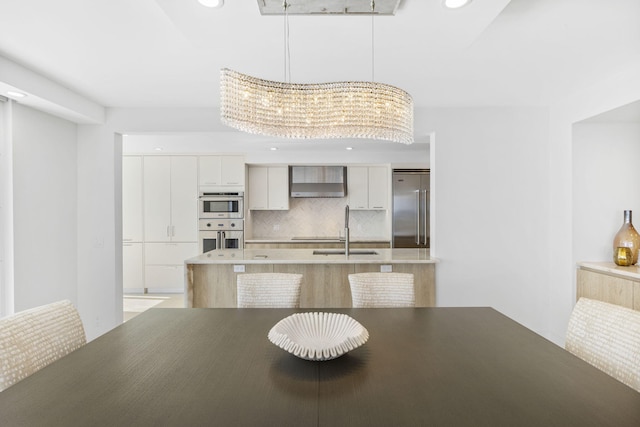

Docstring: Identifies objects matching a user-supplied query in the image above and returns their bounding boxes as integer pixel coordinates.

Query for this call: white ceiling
[0,0,638,118]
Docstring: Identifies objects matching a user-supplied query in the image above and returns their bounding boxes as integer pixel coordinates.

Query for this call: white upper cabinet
[170,157,198,241]
[248,166,289,210]
[144,157,172,242]
[198,156,221,186]
[347,167,369,210]
[122,156,143,242]
[348,166,389,210]
[248,166,268,209]
[267,167,290,210]
[367,166,389,210]
[199,155,245,188]
[144,156,198,242]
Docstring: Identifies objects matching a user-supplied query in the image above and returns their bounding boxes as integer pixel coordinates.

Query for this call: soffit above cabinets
[257,0,403,15]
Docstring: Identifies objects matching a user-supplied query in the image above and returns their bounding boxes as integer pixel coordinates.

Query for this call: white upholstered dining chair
[565,298,640,393]
[348,272,415,308]
[0,300,86,392]
[237,273,303,308]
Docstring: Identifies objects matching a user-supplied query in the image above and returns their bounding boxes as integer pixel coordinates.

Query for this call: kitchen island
[185,248,436,308]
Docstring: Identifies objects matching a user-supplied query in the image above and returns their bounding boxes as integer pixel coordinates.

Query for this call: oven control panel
[199,219,243,231]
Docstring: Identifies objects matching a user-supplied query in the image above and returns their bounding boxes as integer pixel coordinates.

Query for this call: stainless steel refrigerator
[392,170,430,248]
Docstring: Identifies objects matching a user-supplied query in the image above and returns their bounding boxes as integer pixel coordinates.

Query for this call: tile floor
[123,293,185,322]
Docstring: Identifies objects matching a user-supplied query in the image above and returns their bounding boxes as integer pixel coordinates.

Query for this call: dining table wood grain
[1,307,639,426]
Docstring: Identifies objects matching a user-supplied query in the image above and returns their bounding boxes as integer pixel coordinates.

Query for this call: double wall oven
[198,192,244,253]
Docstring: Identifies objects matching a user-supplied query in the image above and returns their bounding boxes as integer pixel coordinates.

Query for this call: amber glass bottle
[613,210,640,266]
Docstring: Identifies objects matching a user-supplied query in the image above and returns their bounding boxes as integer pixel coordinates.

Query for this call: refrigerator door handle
[422,189,428,246]
[217,231,221,250]
[221,231,226,249]
[415,190,420,245]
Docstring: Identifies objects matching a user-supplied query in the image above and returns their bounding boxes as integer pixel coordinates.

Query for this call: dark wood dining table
[1,307,639,426]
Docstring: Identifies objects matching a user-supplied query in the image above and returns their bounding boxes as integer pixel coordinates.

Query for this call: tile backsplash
[249,197,389,239]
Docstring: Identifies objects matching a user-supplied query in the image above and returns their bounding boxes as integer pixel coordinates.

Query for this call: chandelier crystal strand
[220,68,414,144]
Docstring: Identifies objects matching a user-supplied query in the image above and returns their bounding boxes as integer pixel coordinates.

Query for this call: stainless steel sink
[312,249,378,255]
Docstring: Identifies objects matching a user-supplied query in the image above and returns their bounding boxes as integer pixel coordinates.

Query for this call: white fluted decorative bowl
[268,312,369,361]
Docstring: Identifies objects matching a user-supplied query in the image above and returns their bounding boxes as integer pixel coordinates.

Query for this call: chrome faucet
[344,205,350,254]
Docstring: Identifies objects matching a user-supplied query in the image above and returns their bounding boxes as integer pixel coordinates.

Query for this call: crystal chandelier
[220,2,414,144]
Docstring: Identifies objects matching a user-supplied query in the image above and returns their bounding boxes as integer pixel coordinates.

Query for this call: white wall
[0,99,11,317]
[572,123,640,264]
[548,63,640,345]
[428,107,551,335]
[11,103,78,311]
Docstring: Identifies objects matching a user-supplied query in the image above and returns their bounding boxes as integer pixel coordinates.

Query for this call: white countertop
[577,261,640,281]
[186,248,435,265]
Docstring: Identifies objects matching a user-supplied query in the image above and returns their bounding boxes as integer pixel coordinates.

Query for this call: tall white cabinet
[142,156,198,293]
[143,156,198,242]
[122,156,144,293]
[123,156,143,242]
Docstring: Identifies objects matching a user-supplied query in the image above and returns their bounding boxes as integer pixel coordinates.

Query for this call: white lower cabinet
[123,243,144,294]
[144,266,185,293]
[144,243,198,293]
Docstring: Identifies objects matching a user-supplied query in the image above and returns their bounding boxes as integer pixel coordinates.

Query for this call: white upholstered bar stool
[348,272,415,308]
[565,298,640,393]
[237,273,303,308]
[0,300,86,392]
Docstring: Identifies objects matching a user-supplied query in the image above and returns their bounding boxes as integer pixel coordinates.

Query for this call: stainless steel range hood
[289,166,347,198]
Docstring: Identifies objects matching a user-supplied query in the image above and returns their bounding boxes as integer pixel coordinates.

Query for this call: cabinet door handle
[166,226,171,237]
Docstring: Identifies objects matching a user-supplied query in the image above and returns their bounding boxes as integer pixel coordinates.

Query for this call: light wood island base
[576,262,640,309]
[186,249,436,308]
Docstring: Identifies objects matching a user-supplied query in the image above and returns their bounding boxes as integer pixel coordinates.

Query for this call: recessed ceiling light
[154,147,163,151]
[443,0,472,9]
[7,91,26,98]
[346,147,353,151]
[270,147,278,151]
[198,0,224,8]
